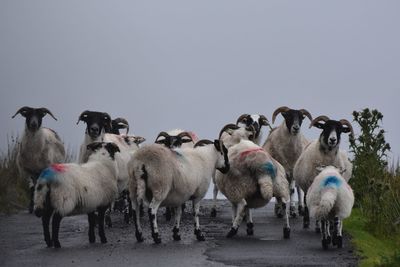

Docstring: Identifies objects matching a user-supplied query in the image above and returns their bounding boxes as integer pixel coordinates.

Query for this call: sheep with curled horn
[154,129,197,221]
[293,115,353,231]
[215,123,291,239]
[262,106,313,218]
[12,106,66,213]
[128,128,229,243]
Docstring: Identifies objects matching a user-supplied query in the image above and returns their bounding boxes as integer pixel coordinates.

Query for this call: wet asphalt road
[0,200,357,267]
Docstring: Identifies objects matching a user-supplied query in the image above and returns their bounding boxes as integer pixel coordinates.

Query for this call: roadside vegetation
[347,108,400,267]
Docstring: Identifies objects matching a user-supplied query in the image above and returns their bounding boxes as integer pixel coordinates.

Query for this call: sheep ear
[77,110,90,125]
[12,106,31,118]
[38,108,58,120]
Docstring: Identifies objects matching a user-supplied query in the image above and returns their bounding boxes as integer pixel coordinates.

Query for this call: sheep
[154,130,198,220]
[262,106,313,218]
[215,124,291,239]
[76,110,145,225]
[33,142,120,248]
[306,166,354,250]
[12,106,66,213]
[128,136,230,244]
[293,115,354,231]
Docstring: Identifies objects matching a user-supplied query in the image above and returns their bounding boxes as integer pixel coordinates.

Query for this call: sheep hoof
[315,227,321,234]
[173,227,181,241]
[152,233,161,244]
[226,227,238,238]
[195,229,205,241]
[210,208,217,218]
[336,236,343,248]
[45,240,53,247]
[246,223,254,236]
[322,239,329,250]
[53,240,61,248]
[135,231,144,242]
[89,234,95,243]
[283,227,291,239]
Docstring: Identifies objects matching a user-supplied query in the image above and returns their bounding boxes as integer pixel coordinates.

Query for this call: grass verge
[344,209,400,267]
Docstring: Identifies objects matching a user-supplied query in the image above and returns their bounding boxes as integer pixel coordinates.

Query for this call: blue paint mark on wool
[39,167,57,182]
[261,162,276,178]
[321,176,342,188]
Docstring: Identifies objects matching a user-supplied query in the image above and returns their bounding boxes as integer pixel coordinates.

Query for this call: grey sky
[1,1,399,162]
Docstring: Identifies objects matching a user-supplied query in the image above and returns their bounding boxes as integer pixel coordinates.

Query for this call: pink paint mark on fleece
[239,148,264,160]
[188,131,199,142]
[51,163,67,173]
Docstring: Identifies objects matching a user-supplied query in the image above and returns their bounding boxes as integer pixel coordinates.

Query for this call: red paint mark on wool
[51,163,67,173]
[188,132,199,142]
[239,148,264,160]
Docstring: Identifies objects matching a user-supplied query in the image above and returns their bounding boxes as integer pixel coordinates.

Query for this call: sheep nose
[329,137,336,143]
[90,126,99,133]
[293,126,300,132]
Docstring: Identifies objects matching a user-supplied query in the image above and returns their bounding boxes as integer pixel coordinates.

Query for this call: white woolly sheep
[262,106,313,218]
[293,115,354,231]
[306,166,354,250]
[128,138,230,244]
[33,142,120,248]
[12,106,66,213]
[216,125,291,239]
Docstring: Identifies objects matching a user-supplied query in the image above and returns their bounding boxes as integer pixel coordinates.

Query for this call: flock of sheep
[12,106,355,250]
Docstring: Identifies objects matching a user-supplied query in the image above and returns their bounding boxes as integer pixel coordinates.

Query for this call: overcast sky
[1,1,399,163]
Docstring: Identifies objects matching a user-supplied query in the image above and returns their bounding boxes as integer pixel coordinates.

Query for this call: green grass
[344,209,400,267]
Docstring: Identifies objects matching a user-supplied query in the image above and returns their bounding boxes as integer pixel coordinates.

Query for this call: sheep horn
[299,109,313,122]
[236,114,250,125]
[219,124,240,140]
[309,115,330,129]
[39,108,58,121]
[155,132,171,143]
[11,106,30,118]
[339,119,355,137]
[272,106,291,124]
[113,118,130,134]
[76,110,91,125]
[194,139,213,148]
[259,115,270,126]
[177,131,194,143]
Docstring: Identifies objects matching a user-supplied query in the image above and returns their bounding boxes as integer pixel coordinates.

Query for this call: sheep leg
[97,206,108,243]
[210,184,219,217]
[321,219,329,250]
[297,185,304,216]
[131,198,144,242]
[42,209,53,247]
[148,199,162,244]
[105,205,112,228]
[227,199,246,238]
[231,204,237,223]
[51,213,62,248]
[283,201,291,239]
[315,220,321,233]
[193,200,205,241]
[165,207,172,221]
[88,212,96,243]
[303,193,310,229]
[172,207,182,241]
[275,197,285,218]
[332,216,343,248]
[289,180,297,218]
[245,208,254,236]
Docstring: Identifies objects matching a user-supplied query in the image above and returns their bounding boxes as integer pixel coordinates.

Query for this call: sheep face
[314,120,352,151]
[281,110,307,135]
[86,142,121,161]
[236,114,269,139]
[12,106,58,132]
[77,111,112,140]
